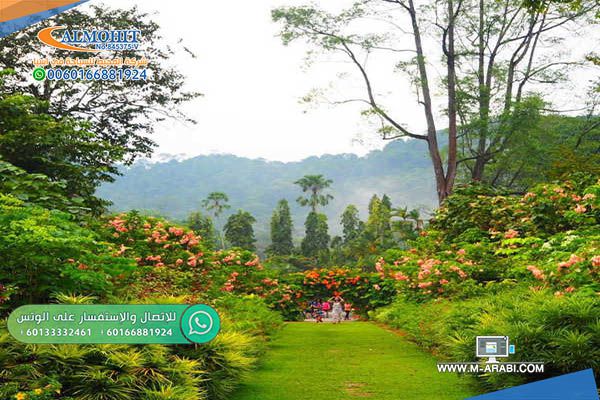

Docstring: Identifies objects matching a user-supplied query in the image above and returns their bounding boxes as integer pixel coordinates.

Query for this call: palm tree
[294,174,333,212]
[201,192,230,218]
[201,192,230,248]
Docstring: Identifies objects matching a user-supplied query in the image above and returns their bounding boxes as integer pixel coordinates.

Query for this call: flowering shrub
[290,267,395,316]
[433,176,599,241]
[101,212,306,319]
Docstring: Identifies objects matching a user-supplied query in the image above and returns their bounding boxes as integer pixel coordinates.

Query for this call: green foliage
[364,195,394,251]
[268,200,294,256]
[373,288,600,391]
[300,212,330,259]
[97,139,437,252]
[187,211,218,250]
[294,174,334,212]
[0,90,120,213]
[201,192,231,219]
[0,195,134,307]
[0,6,201,165]
[0,159,88,216]
[224,210,257,251]
[340,204,362,244]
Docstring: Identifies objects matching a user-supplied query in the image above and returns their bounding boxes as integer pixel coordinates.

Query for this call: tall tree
[301,211,330,258]
[201,192,230,249]
[186,211,218,250]
[340,204,362,244]
[224,210,257,251]
[365,195,393,249]
[201,192,230,219]
[272,0,596,201]
[269,199,294,255]
[294,174,333,212]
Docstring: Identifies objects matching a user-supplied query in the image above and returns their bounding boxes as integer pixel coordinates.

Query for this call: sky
[93,0,599,162]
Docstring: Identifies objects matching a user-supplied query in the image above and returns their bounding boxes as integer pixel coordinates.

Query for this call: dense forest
[97,139,437,250]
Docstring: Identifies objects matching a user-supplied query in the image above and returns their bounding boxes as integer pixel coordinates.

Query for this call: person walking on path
[311,298,323,323]
[322,300,331,318]
[329,295,345,324]
[344,302,352,320]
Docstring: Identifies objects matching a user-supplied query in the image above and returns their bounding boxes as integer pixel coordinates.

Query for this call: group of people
[306,295,352,324]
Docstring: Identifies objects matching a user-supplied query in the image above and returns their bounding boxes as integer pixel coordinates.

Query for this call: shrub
[373,287,600,391]
[0,195,134,308]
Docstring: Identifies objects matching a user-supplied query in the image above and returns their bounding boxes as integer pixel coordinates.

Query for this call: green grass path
[231,322,478,400]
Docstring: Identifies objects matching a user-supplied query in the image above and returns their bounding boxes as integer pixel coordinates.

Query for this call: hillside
[96,139,437,250]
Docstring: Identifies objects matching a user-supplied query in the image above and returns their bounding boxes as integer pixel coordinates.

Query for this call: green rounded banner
[7,304,220,344]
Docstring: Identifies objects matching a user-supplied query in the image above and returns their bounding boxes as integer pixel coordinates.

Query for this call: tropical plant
[224,210,257,251]
[294,174,333,212]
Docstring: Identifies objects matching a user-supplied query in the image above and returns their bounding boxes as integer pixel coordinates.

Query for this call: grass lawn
[231,322,479,400]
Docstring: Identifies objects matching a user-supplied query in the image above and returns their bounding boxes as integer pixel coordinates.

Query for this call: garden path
[231,322,478,400]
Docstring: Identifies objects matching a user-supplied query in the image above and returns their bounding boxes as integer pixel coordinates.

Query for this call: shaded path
[232,322,478,400]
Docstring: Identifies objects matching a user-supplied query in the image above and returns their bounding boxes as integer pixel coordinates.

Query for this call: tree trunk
[407,0,451,204]
[445,0,459,195]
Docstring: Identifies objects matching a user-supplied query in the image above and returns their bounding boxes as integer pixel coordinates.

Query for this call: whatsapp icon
[180,304,220,344]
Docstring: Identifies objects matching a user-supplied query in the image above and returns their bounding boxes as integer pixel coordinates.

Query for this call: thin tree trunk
[407,0,449,203]
[445,0,459,194]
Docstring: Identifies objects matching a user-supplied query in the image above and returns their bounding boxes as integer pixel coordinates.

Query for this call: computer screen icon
[476,336,509,363]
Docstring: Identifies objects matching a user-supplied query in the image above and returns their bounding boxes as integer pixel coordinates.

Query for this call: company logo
[437,335,544,374]
[38,26,141,52]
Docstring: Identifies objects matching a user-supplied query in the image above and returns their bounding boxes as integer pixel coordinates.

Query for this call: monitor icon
[476,336,509,363]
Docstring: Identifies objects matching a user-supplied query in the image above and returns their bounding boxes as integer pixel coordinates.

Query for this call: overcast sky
[93,0,599,162]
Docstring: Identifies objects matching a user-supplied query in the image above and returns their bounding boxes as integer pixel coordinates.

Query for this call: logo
[32,67,46,81]
[476,335,514,363]
[38,26,141,52]
[437,335,544,374]
[180,304,220,344]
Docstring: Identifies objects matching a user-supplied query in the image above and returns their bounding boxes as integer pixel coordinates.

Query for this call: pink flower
[526,265,545,280]
[394,272,409,281]
[574,204,587,214]
[504,229,519,239]
[582,193,596,200]
[373,284,381,291]
[457,249,466,255]
[523,192,536,200]
[591,255,600,267]
[565,286,575,293]
[187,256,197,267]
[439,279,449,285]
[418,281,433,289]
[168,226,184,236]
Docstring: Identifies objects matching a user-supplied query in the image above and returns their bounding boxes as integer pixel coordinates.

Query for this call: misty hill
[97,139,437,251]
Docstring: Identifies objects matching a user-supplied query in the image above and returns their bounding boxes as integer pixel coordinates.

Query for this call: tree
[223,210,257,251]
[0,88,122,213]
[186,211,217,250]
[201,192,231,219]
[340,204,362,244]
[301,211,330,258]
[201,192,230,249]
[0,6,201,165]
[272,1,597,202]
[364,195,393,250]
[269,199,294,255]
[294,174,333,212]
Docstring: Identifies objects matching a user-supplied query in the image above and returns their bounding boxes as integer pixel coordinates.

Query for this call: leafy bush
[0,292,283,400]
[373,287,600,391]
[0,195,134,307]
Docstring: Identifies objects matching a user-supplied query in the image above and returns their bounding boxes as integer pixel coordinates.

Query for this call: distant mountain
[97,139,437,252]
